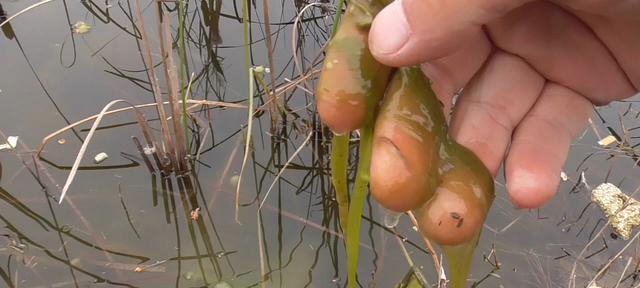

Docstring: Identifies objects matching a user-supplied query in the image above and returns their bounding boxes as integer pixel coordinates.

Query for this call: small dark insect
[450,212,461,220]
[610,232,618,240]
[438,220,442,226]
[456,218,464,228]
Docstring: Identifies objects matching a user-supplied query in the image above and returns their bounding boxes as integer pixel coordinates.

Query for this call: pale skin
[364,0,640,208]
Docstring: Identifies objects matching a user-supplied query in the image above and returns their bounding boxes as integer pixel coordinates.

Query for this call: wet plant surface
[2,1,640,287]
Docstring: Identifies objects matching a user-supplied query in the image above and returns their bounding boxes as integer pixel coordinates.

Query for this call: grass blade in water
[346,122,373,288]
[332,134,350,234]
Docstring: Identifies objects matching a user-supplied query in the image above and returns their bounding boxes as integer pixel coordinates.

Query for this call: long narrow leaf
[58,100,136,203]
[332,134,350,234]
[346,123,374,288]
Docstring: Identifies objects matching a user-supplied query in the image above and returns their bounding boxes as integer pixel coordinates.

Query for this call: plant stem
[331,0,345,36]
[346,122,374,288]
[332,134,350,234]
[177,0,190,147]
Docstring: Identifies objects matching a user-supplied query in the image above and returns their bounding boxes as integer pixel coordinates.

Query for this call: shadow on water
[2,0,640,287]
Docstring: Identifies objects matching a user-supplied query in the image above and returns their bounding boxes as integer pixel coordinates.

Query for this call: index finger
[369,0,531,66]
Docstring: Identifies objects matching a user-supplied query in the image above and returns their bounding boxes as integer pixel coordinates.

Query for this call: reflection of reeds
[3,0,486,286]
[35,0,250,203]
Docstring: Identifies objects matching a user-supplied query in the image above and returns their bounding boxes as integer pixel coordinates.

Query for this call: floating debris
[0,136,18,151]
[597,135,618,147]
[142,145,155,155]
[94,152,108,164]
[591,183,640,240]
[131,260,167,272]
[7,136,17,148]
[57,138,66,145]
[72,21,91,34]
[183,271,195,280]
[212,281,232,288]
[560,171,568,182]
[229,175,240,188]
[190,207,200,220]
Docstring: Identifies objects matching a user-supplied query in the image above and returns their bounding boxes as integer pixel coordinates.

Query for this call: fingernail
[370,0,410,55]
[507,168,553,209]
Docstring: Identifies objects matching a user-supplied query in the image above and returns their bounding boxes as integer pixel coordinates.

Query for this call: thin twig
[261,0,280,131]
[37,100,245,156]
[58,100,138,203]
[614,257,633,288]
[134,0,175,170]
[292,3,327,86]
[0,0,57,28]
[587,231,640,287]
[160,10,188,171]
[407,211,444,283]
[235,67,257,224]
[394,229,432,287]
[570,184,640,287]
[257,131,313,285]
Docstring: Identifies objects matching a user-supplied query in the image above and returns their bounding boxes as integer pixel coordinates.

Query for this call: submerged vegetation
[1,0,640,287]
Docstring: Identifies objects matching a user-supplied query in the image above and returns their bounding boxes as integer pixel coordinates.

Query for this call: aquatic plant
[316,1,495,287]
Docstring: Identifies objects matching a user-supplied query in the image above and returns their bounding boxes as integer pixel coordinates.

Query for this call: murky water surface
[1,1,640,287]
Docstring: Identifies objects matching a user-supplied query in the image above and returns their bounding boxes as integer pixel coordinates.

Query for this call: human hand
[367,0,639,208]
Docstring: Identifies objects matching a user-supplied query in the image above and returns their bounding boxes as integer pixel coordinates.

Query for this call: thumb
[369,0,531,66]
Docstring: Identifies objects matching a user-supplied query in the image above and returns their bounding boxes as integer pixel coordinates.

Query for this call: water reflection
[1,0,640,287]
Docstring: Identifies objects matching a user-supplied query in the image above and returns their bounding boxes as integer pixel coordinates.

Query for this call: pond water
[1,1,640,287]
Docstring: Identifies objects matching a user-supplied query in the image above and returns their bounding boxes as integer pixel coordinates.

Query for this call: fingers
[369,0,531,66]
[506,83,593,208]
[568,7,640,91]
[420,32,492,116]
[449,51,544,175]
[486,1,636,104]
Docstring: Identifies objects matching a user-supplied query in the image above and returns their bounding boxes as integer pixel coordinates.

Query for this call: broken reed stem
[160,10,188,171]
[154,5,180,172]
[237,0,253,225]
[58,100,150,203]
[176,0,189,120]
[134,0,175,170]
[36,100,244,158]
[261,0,280,132]
[407,211,443,279]
[235,67,256,224]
